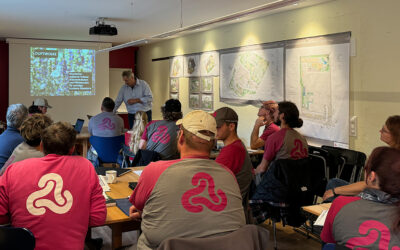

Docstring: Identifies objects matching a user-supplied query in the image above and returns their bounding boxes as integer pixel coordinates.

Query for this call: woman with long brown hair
[323,115,400,201]
[321,146,400,248]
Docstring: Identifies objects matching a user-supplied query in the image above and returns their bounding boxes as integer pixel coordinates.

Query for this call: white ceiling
[0,0,329,45]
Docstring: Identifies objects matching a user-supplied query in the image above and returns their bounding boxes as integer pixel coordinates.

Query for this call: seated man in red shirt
[0,122,106,250]
[214,107,253,201]
[255,101,308,174]
[129,110,245,250]
[250,100,280,149]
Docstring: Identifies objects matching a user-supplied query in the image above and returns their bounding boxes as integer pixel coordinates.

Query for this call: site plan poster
[285,43,350,143]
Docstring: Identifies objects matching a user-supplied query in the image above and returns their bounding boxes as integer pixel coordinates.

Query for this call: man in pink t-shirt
[0,122,106,250]
[213,107,253,201]
[129,110,245,250]
[250,100,280,150]
[255,101,308,174]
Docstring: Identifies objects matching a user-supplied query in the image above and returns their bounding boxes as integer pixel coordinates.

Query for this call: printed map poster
[184,54,200,77]
[201,94,213,111]
[189,77,200,93]
[189,94,200,109]
[170,56,184,77]
[220,47,284,102]
[170,78,179,92]
[200,51,219,76]
[285,43,350,143]
[201,77,213,93]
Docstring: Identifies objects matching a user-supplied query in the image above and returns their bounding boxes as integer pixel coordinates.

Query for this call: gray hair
[122,70,134,78]
[6,104,28,128]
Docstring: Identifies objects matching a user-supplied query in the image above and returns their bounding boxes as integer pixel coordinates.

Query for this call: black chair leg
[273,219,278,250]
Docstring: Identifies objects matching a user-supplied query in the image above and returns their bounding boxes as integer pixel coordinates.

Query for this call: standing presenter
[114,71,153,129]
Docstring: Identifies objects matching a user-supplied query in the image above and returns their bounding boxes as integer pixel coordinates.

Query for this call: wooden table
[302,203,331,216]
[76,127,90,158]
[297,203,332,240]
[209,148,264,159]
[94,167,144,249]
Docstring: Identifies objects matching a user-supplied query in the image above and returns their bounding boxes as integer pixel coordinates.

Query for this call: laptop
[74,119,84,134]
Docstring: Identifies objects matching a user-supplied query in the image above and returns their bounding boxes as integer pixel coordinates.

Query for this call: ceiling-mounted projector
[89,17,117,36]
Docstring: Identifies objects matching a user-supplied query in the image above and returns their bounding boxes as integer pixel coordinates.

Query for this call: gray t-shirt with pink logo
[88,112,124,137]
[130,158,245,250]
[141,120,178,160]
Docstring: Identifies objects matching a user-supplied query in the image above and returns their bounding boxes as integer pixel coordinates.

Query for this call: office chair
[0,226,35,250]
[250,157,325,249]
[131,149,161,167]
[321,146,367,183]
[89,135,125,167]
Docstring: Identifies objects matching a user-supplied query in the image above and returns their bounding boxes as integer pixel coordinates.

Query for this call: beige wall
[137,0,400,155]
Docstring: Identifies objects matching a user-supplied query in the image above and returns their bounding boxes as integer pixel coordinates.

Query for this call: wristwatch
[331,188,338,196]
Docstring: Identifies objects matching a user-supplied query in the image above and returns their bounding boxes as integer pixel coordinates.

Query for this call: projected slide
[30,47,95,96]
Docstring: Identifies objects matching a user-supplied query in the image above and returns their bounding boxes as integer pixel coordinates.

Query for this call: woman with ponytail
[321,146,400,248]
[255,101,308,174]
[128,111,148,154]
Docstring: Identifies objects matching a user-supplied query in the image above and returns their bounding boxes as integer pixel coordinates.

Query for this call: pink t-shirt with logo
[0,154,106,250]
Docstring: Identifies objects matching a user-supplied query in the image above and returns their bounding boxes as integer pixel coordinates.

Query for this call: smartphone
[129,182,138,190]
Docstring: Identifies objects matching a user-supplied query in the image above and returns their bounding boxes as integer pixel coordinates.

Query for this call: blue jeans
[325,178,349,202]
[128,110,152,129]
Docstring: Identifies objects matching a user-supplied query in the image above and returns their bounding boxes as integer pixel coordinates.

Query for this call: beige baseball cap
[176,110,217,141]
[33,98,52,108]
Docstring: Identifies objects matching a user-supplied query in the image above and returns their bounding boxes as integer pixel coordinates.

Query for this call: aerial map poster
[170,56,184,77]
[200,51,219,76]
[184,54,200,77]
[220,47,284,103]
[285,43,350,143]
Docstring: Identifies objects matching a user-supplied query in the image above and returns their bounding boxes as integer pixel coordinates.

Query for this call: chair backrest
[131,149,161,166]
[157,225,269,250]
[309,154,328,198]
[322,146,367,183]
[310,145,345,180]
[89,135,125,163]
[0,226,35,250]
[273,158,315,206]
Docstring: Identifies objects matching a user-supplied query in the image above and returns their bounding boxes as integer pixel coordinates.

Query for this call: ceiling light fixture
[151,0,300,39]
[96,39,148,53]
[97,0,301,53]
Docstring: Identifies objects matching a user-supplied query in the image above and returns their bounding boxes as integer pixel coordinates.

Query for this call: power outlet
[350,116,357,137]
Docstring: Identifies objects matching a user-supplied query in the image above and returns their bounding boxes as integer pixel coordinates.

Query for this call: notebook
[74,118,84,134]
[95,167,132,177]
[116,198,131,216]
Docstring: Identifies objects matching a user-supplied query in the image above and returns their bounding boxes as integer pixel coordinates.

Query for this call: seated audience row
[1,97,397,250]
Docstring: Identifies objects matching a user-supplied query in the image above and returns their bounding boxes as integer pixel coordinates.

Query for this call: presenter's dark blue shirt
[0,127,23,169]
